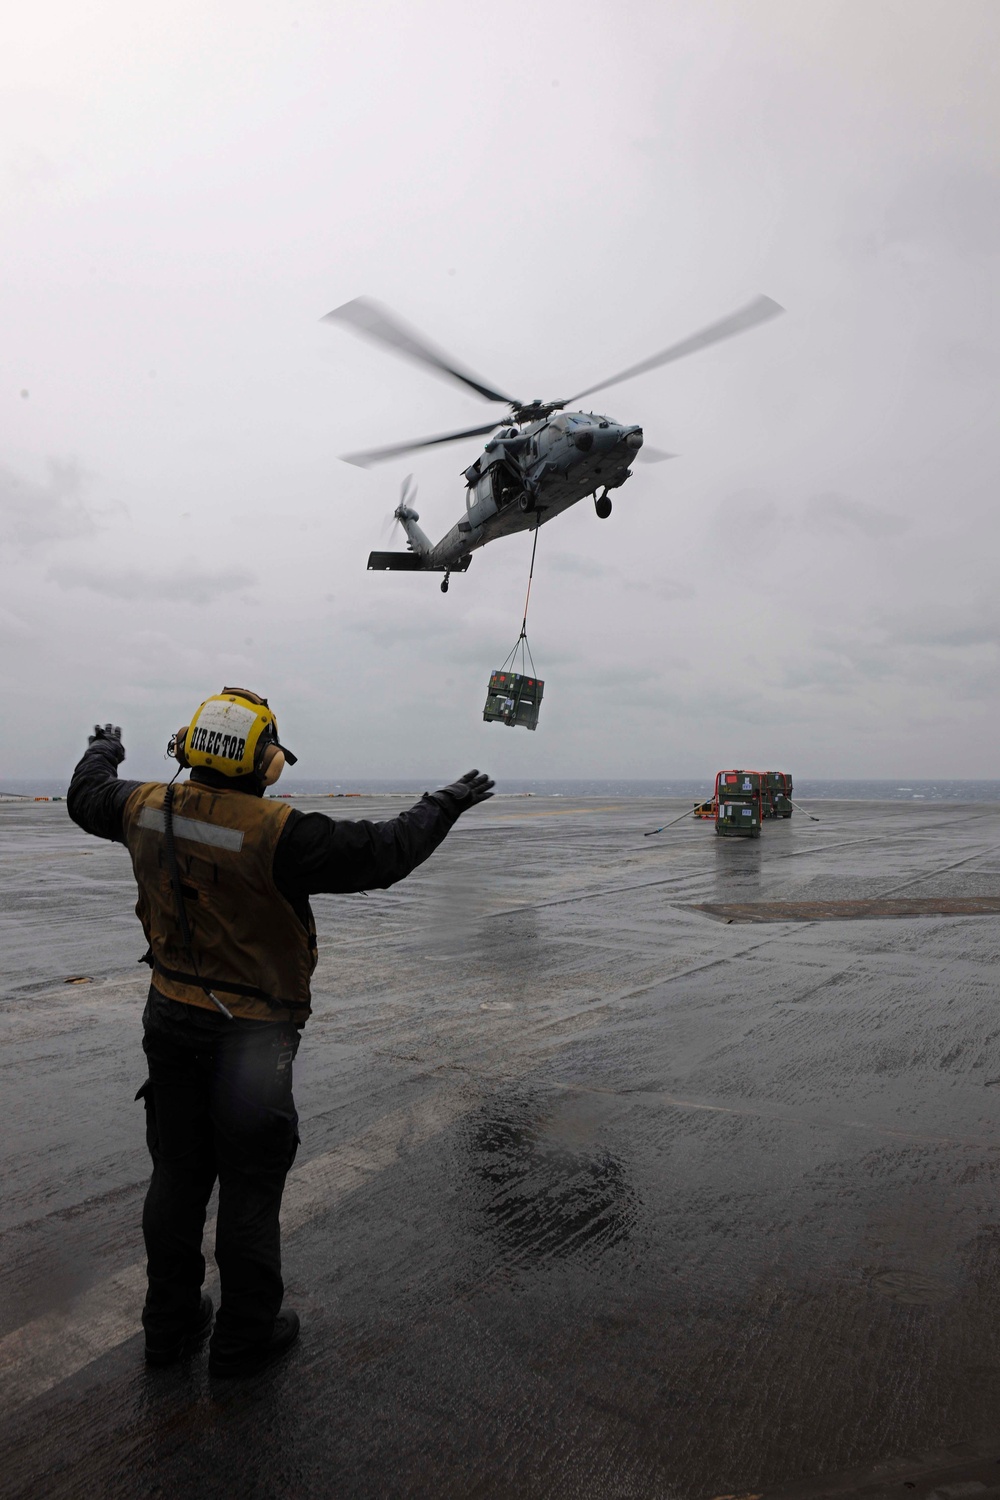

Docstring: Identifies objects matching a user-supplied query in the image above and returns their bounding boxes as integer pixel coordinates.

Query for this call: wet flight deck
[3,795,1000,1498]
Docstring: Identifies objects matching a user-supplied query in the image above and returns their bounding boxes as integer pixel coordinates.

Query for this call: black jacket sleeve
[272,793,461,899]
[66,740,143,844]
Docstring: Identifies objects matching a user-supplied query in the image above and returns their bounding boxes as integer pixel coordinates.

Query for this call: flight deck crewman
[67,687,494,1379]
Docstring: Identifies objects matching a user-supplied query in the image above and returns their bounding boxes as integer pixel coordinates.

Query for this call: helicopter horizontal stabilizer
[367,551,471,574]
[367,551,424,571]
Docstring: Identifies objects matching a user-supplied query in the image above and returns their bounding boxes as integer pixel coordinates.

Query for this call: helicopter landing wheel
[595,493,612,519]
[517,491,533,513]
[440,573,450,594]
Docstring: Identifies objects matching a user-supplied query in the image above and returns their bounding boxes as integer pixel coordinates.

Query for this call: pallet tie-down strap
[644,806,704,838]
[500,630,537,678]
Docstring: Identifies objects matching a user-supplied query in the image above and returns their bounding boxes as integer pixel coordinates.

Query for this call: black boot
[144,1293,214,1367]
[208,1309,300,1379]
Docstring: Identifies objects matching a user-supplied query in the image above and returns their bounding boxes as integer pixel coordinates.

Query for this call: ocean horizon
[6,777,1000,802]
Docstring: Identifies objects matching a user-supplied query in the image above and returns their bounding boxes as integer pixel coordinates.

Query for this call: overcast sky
[3,0,998,783]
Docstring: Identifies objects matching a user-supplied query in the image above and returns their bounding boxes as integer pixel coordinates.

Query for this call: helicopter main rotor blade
[634,445,676,463]
[341,422,502,469]
[562,295,784,405]
[323,297,517,406]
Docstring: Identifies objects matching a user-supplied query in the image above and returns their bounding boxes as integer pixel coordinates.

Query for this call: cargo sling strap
[162,782,235,1021]
[504,521,540,678]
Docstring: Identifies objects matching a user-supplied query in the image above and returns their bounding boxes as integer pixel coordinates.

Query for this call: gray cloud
[4,145,61,195]
[715,492,778,530]
[930,338,999,383]
[883,166,1000,257]
[0,462,99,551]
[49,561,257,605]
[638,577,696,602]
[782,651,892,693]
[880,602,1000,650]
[0,606,31,640]
[549,551,694,600]
[782,597,1000,709]
[344,612,456,650]
[801,493,909,539]
[548,552,614,580]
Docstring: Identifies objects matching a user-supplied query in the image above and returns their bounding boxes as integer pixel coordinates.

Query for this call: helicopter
[324,293,784,592]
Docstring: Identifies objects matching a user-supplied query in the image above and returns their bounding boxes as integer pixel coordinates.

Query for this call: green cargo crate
[764,770,793,818]
[483,669,544,731]
[715,770,761,838]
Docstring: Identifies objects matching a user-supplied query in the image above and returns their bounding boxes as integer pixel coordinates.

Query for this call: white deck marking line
[0,1089,468,1413]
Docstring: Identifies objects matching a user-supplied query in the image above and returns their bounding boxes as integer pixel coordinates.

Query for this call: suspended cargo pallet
[485,525,545,730]
[483,669,544,731]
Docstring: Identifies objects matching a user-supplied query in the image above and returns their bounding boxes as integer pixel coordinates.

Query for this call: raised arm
[67,725,143,844]
[273,770,494,896]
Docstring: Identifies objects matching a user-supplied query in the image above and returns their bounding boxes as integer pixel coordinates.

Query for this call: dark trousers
[138,991,301,1351]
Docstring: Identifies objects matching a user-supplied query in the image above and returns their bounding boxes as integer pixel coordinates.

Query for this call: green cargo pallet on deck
[770,770,793,818]
[763,771,793,819]
[714,770,762,838]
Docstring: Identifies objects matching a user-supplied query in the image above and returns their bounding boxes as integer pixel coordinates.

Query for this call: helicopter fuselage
[378,411,643,575]
[339,290,783,584]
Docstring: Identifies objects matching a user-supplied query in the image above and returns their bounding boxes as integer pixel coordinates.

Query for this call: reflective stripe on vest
[137,804,245,852]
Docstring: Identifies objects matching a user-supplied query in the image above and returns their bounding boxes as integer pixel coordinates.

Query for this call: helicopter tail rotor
[394,473,418,541]
[380,474,418,541]
[397,473,417,516]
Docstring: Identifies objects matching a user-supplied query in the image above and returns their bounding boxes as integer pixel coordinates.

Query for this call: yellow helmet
[176,687,297,781]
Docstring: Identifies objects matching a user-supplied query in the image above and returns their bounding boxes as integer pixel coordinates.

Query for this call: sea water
[9,777,1000,802]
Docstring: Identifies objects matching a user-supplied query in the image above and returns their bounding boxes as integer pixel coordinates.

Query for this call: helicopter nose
[625,427,643,451]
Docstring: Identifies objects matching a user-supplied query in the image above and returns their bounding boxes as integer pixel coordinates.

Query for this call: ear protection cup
[173,726,191,766]
[261,745,286,786]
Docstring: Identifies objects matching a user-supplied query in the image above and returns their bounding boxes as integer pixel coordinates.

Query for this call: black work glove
[433,769,495,813]
[88,723,125,764]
